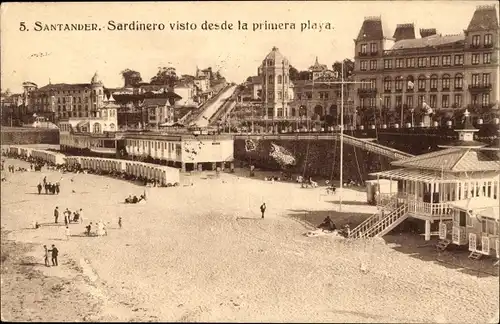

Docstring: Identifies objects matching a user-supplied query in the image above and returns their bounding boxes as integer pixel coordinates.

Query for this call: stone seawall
[234,138,393,182]
[0,127,60,145]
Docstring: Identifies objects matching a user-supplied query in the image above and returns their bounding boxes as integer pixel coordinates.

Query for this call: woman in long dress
[97,220,104,236]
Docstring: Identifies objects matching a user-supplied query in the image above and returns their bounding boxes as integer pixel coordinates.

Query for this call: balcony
[358,52,369,57]
[470,44,481,49]
[405,88,414,93]
[418,88,426,92]
[430,87,438,92]
[357,88,377,97]
[468,84,492,93]
[370,51,379,56]
[484,43,493,48]
[377,193,452,220]
[384,89,392,93]
[442,86,450,91]
[395,88,403,93]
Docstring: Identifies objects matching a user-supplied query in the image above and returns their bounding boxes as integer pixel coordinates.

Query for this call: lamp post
[411,108,415,127]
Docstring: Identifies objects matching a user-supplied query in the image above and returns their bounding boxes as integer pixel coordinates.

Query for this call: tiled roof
[357,17,384,41]
[391,34,464,50]
[420,28,437,38]
[477,206,499,221]
[391,147,500,172]
[467,5,499,32]
[393,23,416,42]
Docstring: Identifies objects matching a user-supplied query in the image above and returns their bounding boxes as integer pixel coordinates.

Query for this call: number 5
[19,22,26,31]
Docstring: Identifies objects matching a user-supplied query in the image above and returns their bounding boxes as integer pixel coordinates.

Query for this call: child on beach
[43,245,50,267]
[65,226,71,240]
[118,217,122,229]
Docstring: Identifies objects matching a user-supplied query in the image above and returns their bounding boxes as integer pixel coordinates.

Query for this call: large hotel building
[353,5,499,121]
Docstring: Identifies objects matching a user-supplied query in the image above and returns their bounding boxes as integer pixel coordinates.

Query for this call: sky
[1,1,497,93]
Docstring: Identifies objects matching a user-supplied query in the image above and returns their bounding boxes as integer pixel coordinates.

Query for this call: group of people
[38,176,60,195]
[54,206,83,225]
[124,194,146,204]
[317,216,350,237]
[84,220,109,237]
[43,244,59,267]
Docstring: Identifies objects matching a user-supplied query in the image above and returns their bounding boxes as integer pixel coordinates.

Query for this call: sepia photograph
[1,1,499,322]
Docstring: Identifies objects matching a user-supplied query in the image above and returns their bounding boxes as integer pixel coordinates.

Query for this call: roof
[390,34,465,50]
[249,76,262,84]
[37,83,92,92]
[393,23,416,41]
[143,98,170,107]
[370,168,499,183]
[91,72,102,84]
[448,197,499,215]
[309,57,328,71]
[357,17,384,41]
[264,47,288,64]
[391,147,500,172]
[467,5,499,32]
[477,206,499,221]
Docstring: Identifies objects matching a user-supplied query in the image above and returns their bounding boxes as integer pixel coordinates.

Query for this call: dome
[263,46,289,65]
[91,71,102,84]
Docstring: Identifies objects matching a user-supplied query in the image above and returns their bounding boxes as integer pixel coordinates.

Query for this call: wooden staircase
[436,239,451,252]
[349,203,409,238]
[468,251,483,260]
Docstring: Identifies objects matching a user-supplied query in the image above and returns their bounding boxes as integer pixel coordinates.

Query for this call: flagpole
[340,60,344,212]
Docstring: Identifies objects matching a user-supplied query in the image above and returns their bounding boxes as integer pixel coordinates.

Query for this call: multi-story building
[26,72,105,121]
[353,5,499,124]
[260,47,293,118]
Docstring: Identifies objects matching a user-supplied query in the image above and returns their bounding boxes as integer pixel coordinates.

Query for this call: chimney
[420,28,437,38]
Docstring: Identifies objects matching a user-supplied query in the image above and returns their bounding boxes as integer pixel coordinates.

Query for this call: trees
[289,65,310,81]
[120,69,142,87]
[150,66,178,87]
[332,59,354,79]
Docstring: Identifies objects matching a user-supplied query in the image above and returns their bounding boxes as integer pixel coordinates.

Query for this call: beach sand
[1,158,499,322]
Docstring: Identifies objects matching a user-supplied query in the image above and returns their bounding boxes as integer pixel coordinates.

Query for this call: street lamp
[410,108,415,127]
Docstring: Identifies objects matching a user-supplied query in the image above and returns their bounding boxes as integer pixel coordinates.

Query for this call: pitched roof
[390,34,465,50]
[448,197,499,216]
[356,17,384,41]
[143,98,170,106]
[37,83,91,92]
[391,147,500,172]
[467,5,499,32]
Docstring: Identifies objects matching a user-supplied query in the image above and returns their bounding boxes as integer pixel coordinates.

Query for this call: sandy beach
[1,157,499,323]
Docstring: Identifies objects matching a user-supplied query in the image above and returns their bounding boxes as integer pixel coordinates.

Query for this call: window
[454,74,463,89]
[361,44,367,54]
[395,58,404,68]
[277,75,282,84]
[406,58,415,68]
[442,94,449,108]
[384,96,391,108]
[370,60,377,70]
[383,77,392,92]
[370,43,378,53]
[482,93,490,107]
[417,95,424,108]
[406,96,413,109]
[429,94,437,108]
[454,94,462,107]
[395,96,402,108]
[417,76,426,91]
[472,94,479,105]
[277,91,282,100]
[459,211,467,227]
[384,59,392,69]
[360,61,368,71]
[442,74,450,90]
[430,75,438,90]
[482,73,491,86]
[417,57,426,67]
[471,74,480,86]
[306,92,312,99]
[395,77,403,91]
[483,53,491,64]
[370,79,376,89]
[484,34,493,46]
[368,97,376,108]
[268,74,274,83]
[454,55,464,66]
[472,35,480,46]
[472,54,480,65]
[442,55,451,66]
[430,56,439,67]
[406,76,415,90]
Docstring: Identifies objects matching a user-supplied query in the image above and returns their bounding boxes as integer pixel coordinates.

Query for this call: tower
[90,71,104,117]
[261,47,291,119]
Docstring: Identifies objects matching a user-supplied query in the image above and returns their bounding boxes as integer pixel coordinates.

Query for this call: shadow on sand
[324,200,370,206]
[383,234,499,278]
[236,217,261,221]
[286,209,373,229]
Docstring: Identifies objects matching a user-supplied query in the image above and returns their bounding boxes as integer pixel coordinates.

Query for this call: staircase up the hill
[349,203,409,238]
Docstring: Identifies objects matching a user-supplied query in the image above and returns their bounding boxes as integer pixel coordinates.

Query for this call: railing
[349,210,383,239]
[363,203,409,238]
[341,133,414,160]
[406,200,451,217]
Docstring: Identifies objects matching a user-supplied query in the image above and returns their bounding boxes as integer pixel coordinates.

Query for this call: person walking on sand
[78,208,84,224]
[65,226,71,240]
[260,203,266,219]
[43,245,50,267]
[48,244,59,266]
[37,183,42,194]
[54,207,59,224]
[118,217,122,229]
[55,182,60,195]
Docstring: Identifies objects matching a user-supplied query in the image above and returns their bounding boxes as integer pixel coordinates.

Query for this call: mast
[340,60,344,212]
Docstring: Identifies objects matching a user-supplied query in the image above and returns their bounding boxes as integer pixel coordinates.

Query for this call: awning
[369,168,499,183]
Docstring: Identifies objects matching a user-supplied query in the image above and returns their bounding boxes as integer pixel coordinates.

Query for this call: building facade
[353,5,499,124]
[260,47,293,118]
[26,72,105,121]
